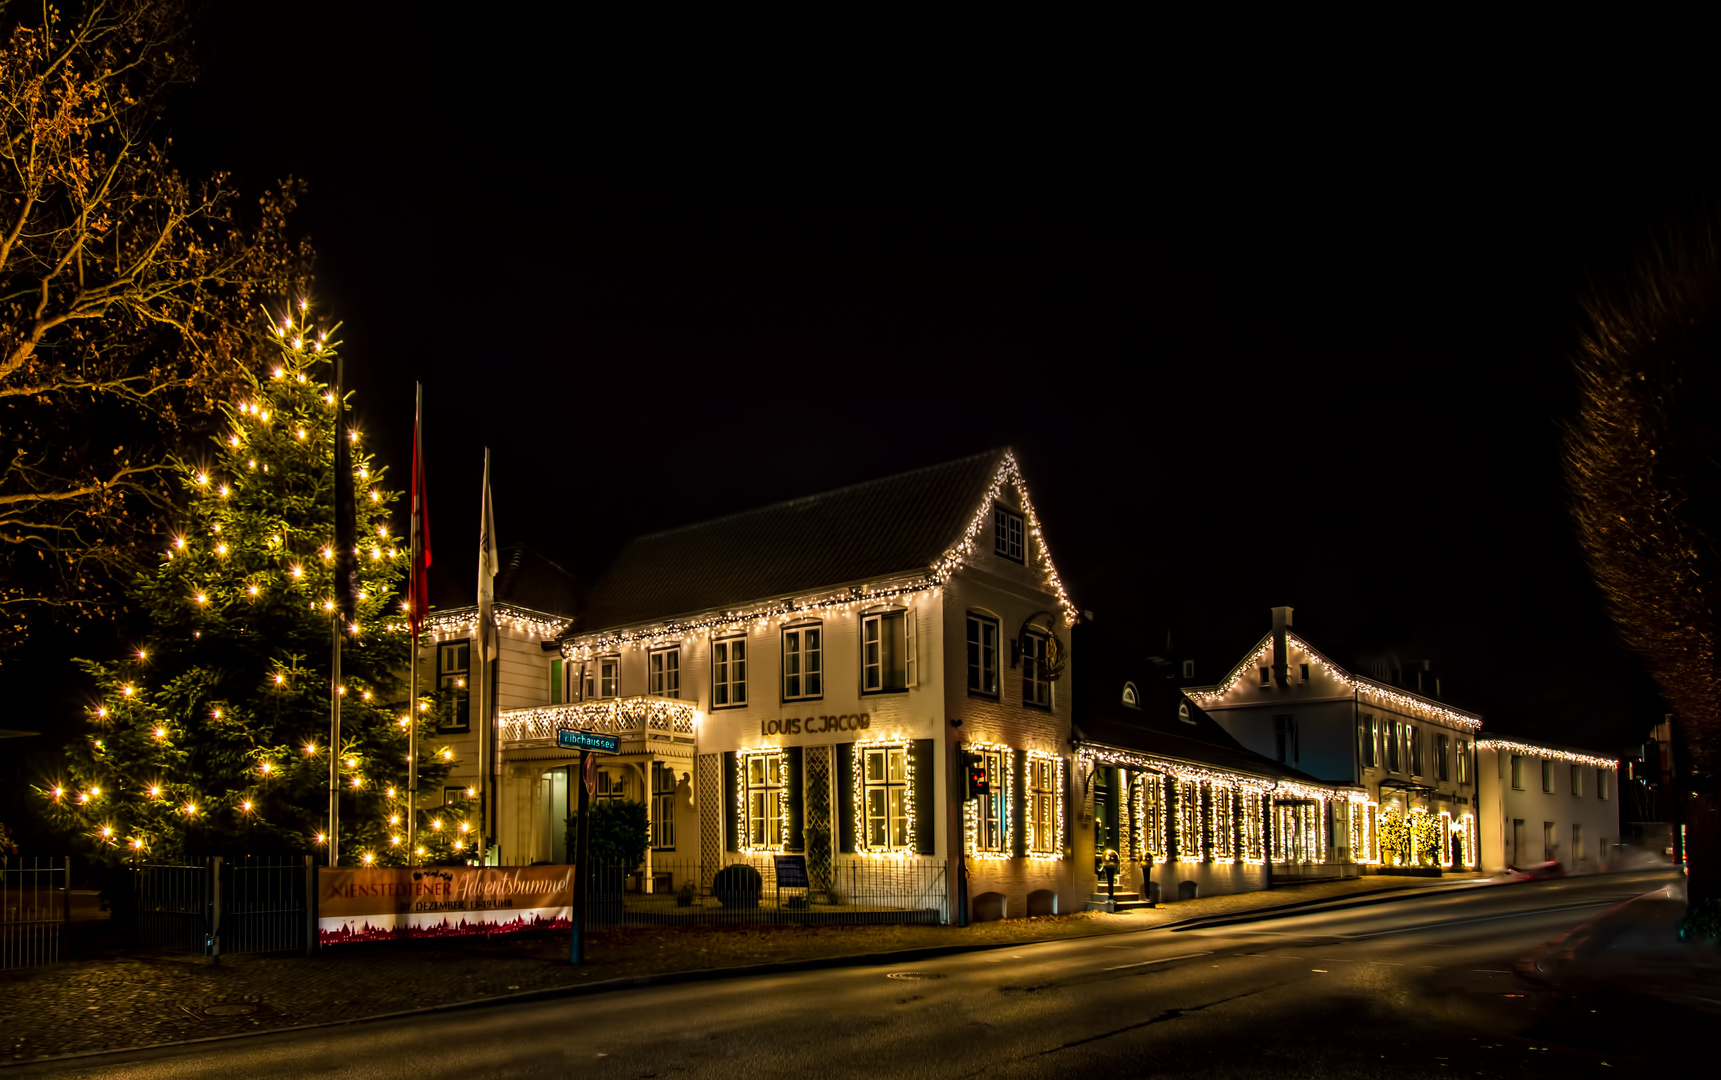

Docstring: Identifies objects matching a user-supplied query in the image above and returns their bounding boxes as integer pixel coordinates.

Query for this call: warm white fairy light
[1187,632,1484,733]
[961,742,1015,861]
[852,739,916,857]
[1026,749,1066,858]
[1476,738,1617,770]
[500,697,698,742]
[735,747,791,853]
[421,603,569,642]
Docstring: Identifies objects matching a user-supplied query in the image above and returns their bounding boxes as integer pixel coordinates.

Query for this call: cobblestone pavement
[1,871,1492,1063]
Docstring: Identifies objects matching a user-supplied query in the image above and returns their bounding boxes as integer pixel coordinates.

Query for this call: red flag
[409,384,432,639]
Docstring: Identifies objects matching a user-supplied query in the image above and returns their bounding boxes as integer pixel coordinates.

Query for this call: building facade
[487,450,1088,920]
[1475,739,1620,874]
[1186,607,1485,871]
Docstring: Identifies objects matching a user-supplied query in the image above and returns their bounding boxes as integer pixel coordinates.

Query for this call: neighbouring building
[1185,607,1485,872]
[1071,624,1364,906]
[1475,739,1620,874]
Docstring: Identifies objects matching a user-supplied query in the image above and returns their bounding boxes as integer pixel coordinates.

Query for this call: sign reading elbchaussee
[557,729,621,754]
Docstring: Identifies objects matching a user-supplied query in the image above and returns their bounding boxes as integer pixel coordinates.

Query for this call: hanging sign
[583,752,597,795]
[1010,611,1068,681]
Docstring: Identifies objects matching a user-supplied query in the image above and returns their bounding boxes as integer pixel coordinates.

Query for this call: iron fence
[1,857,69,969]
[134,855,314,958]
[588,854,948,926]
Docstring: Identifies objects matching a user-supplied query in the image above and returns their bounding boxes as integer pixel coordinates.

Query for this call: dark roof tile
[576,450,1005,631]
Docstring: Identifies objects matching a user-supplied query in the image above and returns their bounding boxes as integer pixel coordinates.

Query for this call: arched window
[1122,682,1139,708]
[1178,702,1193,724]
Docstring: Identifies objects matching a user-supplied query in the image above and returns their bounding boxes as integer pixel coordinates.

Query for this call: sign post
[562,730,619,964]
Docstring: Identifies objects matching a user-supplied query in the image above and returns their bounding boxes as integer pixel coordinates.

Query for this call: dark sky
[15,4,1715,759]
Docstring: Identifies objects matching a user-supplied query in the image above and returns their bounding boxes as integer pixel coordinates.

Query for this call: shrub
[713,863,762,909]
[565,800,650,872]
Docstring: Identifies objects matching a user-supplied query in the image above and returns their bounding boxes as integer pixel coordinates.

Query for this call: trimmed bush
[713,863,763,909]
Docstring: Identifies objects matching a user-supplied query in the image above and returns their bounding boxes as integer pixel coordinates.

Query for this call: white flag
[477,448,499,662]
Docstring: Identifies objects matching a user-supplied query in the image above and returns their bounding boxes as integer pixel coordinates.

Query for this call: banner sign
[318,866,573,945]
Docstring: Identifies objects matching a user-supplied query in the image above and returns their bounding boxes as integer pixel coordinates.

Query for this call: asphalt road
[16,871,1692,1079]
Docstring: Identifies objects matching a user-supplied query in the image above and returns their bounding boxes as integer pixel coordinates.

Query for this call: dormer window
[1178,702,1192,724]
[993,507,1024,562]
[1122,682,1139,708]
[1182,660,1194,680]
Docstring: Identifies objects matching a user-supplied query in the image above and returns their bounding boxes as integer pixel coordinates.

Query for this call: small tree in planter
[566,800,649,923]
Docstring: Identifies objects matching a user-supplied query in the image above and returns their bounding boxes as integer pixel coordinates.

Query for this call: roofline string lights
[561,450,1078,658]
[418,603,569,642]
[1475,739,1618,770]
[1185,631,1485,733]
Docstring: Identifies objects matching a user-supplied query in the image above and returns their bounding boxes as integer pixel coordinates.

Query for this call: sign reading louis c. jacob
[318,866,573,944]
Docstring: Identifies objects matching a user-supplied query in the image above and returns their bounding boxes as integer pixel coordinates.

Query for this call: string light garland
[499,697,699,743]
[1210,782,1237,863]
[962,742,1015,861]
[1175,780,1204,862]
[1025,749,1067,859]
[735,747,791,854]
[419,603,569,642]
[1186,632,1484,733]
[1475,739,1618,770]
[851,739,916,857]
[562,451,1077,657]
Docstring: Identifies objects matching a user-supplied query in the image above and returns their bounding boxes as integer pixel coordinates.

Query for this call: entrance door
[1093,768,1113,869]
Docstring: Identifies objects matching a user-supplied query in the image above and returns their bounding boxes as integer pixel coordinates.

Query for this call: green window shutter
[837,743,855,853]
[550,659,563,705]
[912,739,935,855]
[1107,767,1122,845]
[1013,749,1028,858]
[1165,774,1179,860]
[722,751,738,853]
[785,746,805,852]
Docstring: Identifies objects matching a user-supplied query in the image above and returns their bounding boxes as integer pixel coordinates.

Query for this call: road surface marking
[1104,950,1214,972]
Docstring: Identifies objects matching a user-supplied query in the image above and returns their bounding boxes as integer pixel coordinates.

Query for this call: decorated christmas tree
[41,307,459,866]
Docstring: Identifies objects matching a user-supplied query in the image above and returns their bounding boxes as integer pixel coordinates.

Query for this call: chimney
[1271,606,1293,688]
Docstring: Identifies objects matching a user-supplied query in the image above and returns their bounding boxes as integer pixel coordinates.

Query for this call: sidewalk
[0,870,1487,1064]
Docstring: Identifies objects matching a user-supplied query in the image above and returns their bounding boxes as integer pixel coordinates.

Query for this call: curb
[1160,875,1512,932]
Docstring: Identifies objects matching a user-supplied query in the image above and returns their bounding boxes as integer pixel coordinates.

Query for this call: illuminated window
[1178,702,1192,723]
[994,506,1024,562]
[863,610,915,693]
[648,648,679,698]
[1386,720,1402,772]
[1541,759,1555,794]
[1435,734,1450,782]
[782,624,822,700]
[598,657,620,698]
[745,753,784,849]
[437,641,470,732]
[1027,757,1058,855]
[1358,714,1377,769]
[442,786,466,807]
[1597,769,1609,800]
[652,763,676,850]
[966,615,1000,696]
[862,746,910,851]
[1121,682,1139,707]
[1021,629,1051,708]
[972,747,1007,854]
[712,637,747,707]
[1570,764,1583,797]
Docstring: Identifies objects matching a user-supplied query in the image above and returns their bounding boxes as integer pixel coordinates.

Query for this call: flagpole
[478,447,491,861]
[408,382,423,865]
[329,352,345,869]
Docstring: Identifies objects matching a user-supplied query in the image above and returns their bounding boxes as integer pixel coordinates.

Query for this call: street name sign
[557,730,621,755]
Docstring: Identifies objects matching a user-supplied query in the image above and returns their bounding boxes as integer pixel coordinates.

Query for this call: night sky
[10,6,1714,762]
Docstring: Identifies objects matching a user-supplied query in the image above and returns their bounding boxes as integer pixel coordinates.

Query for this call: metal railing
[586,854,948,926]
[1,857,69,969]
[135,855,313,959]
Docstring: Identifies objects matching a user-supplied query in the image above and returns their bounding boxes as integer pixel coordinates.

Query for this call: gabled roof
[1187,629,1483,732]
[570,449,1073,639]
[1074,712,1330,786]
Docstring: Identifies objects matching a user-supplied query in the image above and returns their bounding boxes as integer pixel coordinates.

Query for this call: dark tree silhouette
[1565,212,1721,907]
